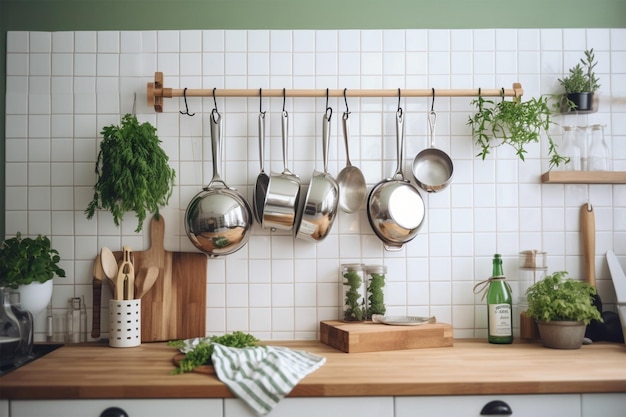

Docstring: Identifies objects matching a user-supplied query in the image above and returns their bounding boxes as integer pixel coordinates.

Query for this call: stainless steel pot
[367,110,425,250]
[185,109,253,257]
[295,109,339,242]
[262,110,301,231]
[412,110,453,193]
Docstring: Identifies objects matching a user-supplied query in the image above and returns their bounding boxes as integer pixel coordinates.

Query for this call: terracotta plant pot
[537,320,586,349]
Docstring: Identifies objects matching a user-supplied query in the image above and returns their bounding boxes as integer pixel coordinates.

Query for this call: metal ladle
[336,111,366,213]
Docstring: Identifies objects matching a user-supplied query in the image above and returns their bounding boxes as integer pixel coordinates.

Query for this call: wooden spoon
[100,247,119,292]
[91,254,104,339]
[136,266,159,299]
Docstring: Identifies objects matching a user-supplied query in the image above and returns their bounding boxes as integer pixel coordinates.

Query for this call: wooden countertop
[1,340,625,400]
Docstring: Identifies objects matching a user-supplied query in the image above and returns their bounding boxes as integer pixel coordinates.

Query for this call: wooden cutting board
[320,320,453,353]
[112,215,207,342]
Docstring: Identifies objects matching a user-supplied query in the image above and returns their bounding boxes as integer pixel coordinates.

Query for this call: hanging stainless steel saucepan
[412,110,453,193]
[185,109,253,257]
[252,111,269,224]
[262,110,301,231]
[295,108,339,242]
[367,109,426,251]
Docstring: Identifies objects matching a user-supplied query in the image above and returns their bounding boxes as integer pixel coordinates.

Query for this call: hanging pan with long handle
[262,110,301,231]
[185,109,253,256]
[295,107,339,242]
[253,110,269,224]
[367,109,426,251]
[412,110,453,193]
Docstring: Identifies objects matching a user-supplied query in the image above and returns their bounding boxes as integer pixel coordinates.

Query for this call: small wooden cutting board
[111,215,207,342]
[320,320,453,353]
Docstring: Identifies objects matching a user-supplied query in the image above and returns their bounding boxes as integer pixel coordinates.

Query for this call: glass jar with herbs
[340,264,365,322]
[365,265,387,319]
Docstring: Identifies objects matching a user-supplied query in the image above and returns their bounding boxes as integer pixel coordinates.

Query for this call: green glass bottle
[487,254,513,344]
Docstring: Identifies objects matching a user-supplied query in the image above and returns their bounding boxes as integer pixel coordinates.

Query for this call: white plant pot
[17,280,53,316]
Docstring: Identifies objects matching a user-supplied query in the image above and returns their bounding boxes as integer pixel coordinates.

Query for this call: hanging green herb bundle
[85,114,176,232]
[467,94,567,168]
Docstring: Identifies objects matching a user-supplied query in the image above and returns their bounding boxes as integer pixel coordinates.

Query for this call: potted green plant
[557,48,600,112]
[85,113,176,233]
[0,233,66,315]
[468,94,568,169]
[525,271,602,349]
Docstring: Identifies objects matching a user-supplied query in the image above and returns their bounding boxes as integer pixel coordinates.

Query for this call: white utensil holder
[109,299,141,348]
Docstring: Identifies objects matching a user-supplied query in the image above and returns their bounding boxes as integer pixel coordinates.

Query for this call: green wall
[1,0,626,238]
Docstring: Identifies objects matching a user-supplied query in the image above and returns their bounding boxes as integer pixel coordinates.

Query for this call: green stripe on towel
[212,344,326,416]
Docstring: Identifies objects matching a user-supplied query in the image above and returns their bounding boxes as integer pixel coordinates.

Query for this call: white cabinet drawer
[225,397,394,417]
[582,393,626,417]
[395,394,581,417]
[10,399,223,417]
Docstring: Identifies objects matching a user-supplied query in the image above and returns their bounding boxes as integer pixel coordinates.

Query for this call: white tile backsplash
[5,28,626,342]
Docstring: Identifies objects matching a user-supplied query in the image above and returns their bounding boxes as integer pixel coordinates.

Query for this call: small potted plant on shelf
[468,93,568,169]
[557,48,600,112]
[525,271,602,349]
[0,233,66,315]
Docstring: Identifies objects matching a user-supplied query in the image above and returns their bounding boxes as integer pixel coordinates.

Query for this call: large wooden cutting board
[320,320,453,353]
[112,215,207,342]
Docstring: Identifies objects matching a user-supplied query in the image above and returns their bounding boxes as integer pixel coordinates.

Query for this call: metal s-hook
[397,88,403,117]
[259,88,266,116]
[500,87,505,102]
[431,88,435,112]
[179,88,195,116]
[212,88,219,112]
[211,88,220,123]
[343,88,350,116]
[325,88,332,120]
[282,88,288,117]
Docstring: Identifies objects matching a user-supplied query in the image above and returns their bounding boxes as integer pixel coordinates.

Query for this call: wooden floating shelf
[541,171,626,184]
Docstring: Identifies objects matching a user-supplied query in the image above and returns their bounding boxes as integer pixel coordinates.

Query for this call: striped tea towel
[211,344,326,416]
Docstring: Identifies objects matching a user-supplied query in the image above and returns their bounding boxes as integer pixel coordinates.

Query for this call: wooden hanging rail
[147,72,523,113]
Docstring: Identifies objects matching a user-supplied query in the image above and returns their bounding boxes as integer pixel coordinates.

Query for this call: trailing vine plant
[467,94,568,169]
[85,114,176,233]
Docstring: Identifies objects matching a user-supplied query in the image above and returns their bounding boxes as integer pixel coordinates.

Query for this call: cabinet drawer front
[582,393,626,417]
[225,397,394,417]
[10,399,223,417]
[395,394,581,417]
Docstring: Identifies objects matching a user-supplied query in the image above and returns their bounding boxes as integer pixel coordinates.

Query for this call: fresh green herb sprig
[169,331,259,374]
[85,114,176,233]
[366,273,386,318]
[558,48,600,94]
[468,94,567,169]
[343,270,365,321]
